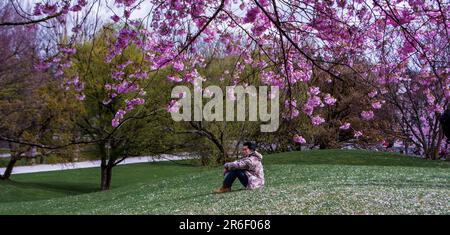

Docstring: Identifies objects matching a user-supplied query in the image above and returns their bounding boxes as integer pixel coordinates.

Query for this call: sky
[11,0,154,24]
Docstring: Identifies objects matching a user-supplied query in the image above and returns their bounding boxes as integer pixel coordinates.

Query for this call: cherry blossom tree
[1,0,448,160]
[0,2,85,179]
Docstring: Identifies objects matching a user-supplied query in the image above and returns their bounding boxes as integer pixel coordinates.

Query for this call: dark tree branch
[0,13,62,27]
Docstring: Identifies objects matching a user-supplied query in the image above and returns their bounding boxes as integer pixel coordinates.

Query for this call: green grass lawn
[0,150,449,214]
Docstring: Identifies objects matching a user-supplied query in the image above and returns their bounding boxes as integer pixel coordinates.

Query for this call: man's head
[242,142,256,156]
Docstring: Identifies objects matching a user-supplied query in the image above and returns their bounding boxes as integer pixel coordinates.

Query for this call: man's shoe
[213,187,231,193]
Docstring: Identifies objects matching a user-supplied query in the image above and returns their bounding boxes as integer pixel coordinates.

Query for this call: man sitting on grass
[213,142,265,193]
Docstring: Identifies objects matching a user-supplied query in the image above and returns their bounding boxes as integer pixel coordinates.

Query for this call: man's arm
[224,158,252,170]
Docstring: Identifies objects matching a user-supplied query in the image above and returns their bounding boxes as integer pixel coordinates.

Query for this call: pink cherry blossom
[167,100,181,113]
[111,15,120,22]
[309,86,320,96]
[293,135,306,144]
[112,109,126,127]
[311,115,325,126]
[167,75,182,82]
[323,94,337,106]
[368,90,378,98]
[125,98,145,111]
[243,7,260,24]
[371,101,382,109]
[361,111,374,120]
[339,123,351,130]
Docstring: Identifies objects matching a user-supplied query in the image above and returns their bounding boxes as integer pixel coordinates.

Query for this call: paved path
[0,154,10,158]
[0,154,196,175]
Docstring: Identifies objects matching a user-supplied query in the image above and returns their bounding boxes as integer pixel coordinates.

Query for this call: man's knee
[232,169,247,173]
[225,169,238,177]
[227,169,239,175]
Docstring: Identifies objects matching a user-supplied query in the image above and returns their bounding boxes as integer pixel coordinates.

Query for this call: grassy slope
[0,150,449,215]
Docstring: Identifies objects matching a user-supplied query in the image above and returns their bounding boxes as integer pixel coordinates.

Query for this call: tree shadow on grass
[4,180,98,195]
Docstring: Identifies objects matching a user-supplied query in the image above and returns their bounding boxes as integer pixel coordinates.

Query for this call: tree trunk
[435,128,444,160]
[425,147,438,160]
[100,164,112,191]
[404,141,408,155]
[99,141,113,191]
[319,142,327,149]
[1,156,18,180]
[216,149,228,164]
